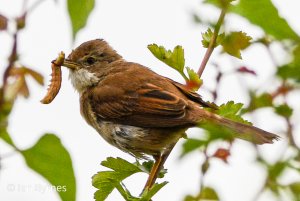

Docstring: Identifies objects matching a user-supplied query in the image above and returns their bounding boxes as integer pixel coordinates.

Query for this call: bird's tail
[197,109,280,144]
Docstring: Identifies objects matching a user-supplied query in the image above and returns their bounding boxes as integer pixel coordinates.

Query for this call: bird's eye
[86,57,96,65]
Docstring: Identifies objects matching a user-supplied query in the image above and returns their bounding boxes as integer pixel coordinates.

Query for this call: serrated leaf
[221,31,252,59]
[93,171,130,201]
[93,157,143,201]
[229,0,299,41]
[67,0,95,39]
[148,44,186,78]
[201,28,225,48]
[217,101,252,125]
[21,134,76,201]
[181,138,207,157]
[101,157,142,173]
[94,183,114,201]
[275,104,293,118]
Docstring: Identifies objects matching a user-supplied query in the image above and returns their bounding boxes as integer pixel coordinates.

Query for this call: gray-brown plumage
[62,39,279,189]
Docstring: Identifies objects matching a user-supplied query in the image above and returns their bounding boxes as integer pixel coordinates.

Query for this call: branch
[0,33,18,110]
[197,8,227,77]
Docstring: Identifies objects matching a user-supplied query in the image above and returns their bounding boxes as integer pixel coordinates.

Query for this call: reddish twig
[197,8,226,77]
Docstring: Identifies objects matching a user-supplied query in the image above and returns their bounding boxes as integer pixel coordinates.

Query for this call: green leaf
[184,186,219,201]
[199,101,254,143]
[293,45,300,64]
[21,134,76,201]
[201,28,225,48]
[229,0,299,41]
[275,104,293,118]
[243,92,273,113]
[268,161,287,181]
[148,44,187,79]
[101,157,141,173]
[67,0,95,39]
[140,182,168,201]
[216,101,252,125]
[93,171,129,201]
[93,157,143,201]
[0,129,15,147]
[289,182,300,200]
[199,187,219,200]
[200,122,235,142]
[181,138,207,157]
[221,31,252,59]
[277,63,300,82]
[184,195,194,201]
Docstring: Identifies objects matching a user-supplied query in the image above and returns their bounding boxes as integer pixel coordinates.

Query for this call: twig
[0,33,18,110]
[197,8,227,77]
[286,117,297,148]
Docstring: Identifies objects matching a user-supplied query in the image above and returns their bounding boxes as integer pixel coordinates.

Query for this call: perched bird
[61,39,279,189]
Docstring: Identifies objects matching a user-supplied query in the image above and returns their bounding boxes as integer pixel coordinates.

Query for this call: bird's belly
[94,121,183,158]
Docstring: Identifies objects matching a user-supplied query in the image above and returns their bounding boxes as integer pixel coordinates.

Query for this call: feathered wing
[88,82,196,128]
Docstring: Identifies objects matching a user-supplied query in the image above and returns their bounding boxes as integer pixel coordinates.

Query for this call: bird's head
[62,39,122,93]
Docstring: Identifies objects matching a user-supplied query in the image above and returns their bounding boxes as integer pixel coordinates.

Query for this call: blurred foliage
[0,1,76,201]
[179,0,300,200]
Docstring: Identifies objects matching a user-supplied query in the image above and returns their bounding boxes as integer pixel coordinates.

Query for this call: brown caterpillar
[40,51,65,104]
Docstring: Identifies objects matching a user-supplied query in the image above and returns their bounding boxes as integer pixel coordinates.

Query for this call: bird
[60,39,279,190]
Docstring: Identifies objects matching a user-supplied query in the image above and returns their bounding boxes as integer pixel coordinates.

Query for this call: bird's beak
[61,59,80,70]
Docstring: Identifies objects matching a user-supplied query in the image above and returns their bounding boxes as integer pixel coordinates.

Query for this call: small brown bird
[61,39,279,190]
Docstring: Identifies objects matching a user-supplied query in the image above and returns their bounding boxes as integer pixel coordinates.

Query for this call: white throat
[69,69,100,93]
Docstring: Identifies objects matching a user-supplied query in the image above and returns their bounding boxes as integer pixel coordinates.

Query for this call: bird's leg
[143,143,176,191]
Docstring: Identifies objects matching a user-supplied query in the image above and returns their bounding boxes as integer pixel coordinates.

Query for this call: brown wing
[88,83,196,128]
